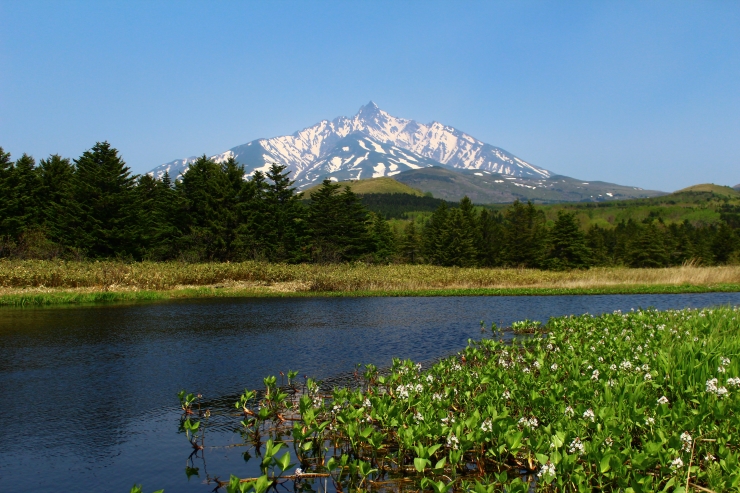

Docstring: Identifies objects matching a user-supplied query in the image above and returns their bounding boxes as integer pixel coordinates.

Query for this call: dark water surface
[2,293,740,493]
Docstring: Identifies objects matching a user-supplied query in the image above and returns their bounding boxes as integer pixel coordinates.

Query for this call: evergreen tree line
[1,142,739,268]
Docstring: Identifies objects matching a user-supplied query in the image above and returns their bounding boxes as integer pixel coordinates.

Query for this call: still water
[2,293,740,493]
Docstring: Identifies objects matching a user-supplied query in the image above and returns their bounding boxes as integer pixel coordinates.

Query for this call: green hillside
[302,176,425,197]
[532,183,740,229]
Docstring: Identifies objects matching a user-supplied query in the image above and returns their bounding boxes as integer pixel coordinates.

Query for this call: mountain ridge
[148,102,551,189]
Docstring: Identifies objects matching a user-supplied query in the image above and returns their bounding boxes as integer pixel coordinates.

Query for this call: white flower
[644,373,652,381]
[610,364,617,371]
[502,389,511,399]
[522,367,531,374]
[604,437,614,447]
[518,416,539,429]
[564,406,574,417]
[414,411,424,422]
[432,392,443,401]
[727,377,740,387]
[414,384,424,393]
[705,454,716,461]
[680,431,692,452]
[426,374,434,383]
[583,408,595,422]
[645,416,655,426]
[363,398,372,408]
[720,357,731,367]
[591,370,600,381]
[481,419,493,433]
[446,434,459,450]
[533,360,541,369]
[568,437,585,455]
[294,468,303,476]
[396,385,409,399]
[706,378,719,394]
[619,361,633,371]
[608,379,616,387]
[538,461,556,478]
[670,457,684,470]
[718,366,726,373]
[657,396,669,405]
[717,386,729,398]
[550,363,559,371]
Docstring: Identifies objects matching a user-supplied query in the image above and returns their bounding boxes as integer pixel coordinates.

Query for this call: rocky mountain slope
[148,102,551,189]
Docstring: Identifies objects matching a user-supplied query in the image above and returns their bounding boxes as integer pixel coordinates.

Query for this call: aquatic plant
[166,306,740,492]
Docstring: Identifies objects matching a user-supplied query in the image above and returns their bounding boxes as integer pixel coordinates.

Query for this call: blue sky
[1,1,738,191]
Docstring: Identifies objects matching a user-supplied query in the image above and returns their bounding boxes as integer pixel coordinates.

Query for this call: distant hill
[536,182,740,229]
[391,167,664,204]
[674,184,740,197]
[302,176,425,197]
[733,183,740,191]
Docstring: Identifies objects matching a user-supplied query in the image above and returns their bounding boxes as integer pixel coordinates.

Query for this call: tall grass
[2,260,740,294]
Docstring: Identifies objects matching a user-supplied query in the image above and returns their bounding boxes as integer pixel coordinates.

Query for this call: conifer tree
[437,207,478,267]
[502,200,545,268]
[38,154,74,235]
[234,171,272,260]
[308,180,370,262]
[368,212,396,263]
[712,222,736,264]
[477,209,504,267]
[422,202,449,264]
[399,220,423,264]
[544,211,591,270]
[178,155,243,260]
[264,164,308,262]
[60,142,140,258]
[627,221,668,267]
[0,153,42,239]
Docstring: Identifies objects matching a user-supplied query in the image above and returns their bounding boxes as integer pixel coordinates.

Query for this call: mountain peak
[356,101,381,118]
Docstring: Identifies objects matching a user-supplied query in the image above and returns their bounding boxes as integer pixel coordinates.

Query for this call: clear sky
[1,1,738,191]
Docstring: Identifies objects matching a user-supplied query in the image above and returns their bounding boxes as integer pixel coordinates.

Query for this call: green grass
[3,283,740,307]
[302,176,425,197]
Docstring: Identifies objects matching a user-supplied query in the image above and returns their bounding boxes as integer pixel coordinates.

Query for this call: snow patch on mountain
[148,102,551,187]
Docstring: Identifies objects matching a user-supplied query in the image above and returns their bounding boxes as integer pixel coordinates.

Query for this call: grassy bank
[2,260,740,306]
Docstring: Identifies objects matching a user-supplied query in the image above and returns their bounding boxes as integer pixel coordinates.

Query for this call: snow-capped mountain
[148,102,551,188]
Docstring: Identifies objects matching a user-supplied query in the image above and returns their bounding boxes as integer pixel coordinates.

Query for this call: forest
[1,142,738,269]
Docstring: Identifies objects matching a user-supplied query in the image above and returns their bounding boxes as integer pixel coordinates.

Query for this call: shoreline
[2,282,740,307]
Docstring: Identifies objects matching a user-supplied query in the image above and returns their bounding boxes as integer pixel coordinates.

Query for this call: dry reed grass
[1,260,739,294]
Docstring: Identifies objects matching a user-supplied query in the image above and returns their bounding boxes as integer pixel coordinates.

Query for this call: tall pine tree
[60,142,141,258]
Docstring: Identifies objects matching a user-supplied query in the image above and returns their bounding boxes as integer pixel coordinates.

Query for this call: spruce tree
[0,153,42,239]
[264,164,308,262]
[712,222,736,264]
[438,207,478,267]
[544,211,591,270]
[502,200,545,268]
[368,212,396,263]
[38,154,74,236]
[178,155,240,260]
[307,180,370,262]
[400,220,423,264]
[61,142,140,258]
[422,202,449,264]
[477,209,504,267]
[627,222,669,268]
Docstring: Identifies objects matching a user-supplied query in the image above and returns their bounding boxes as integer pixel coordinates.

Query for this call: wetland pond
[2,292,740,493]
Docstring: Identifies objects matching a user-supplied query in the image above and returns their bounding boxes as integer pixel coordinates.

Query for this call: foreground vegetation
[167,306,740,492]
[3,261,740,306]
